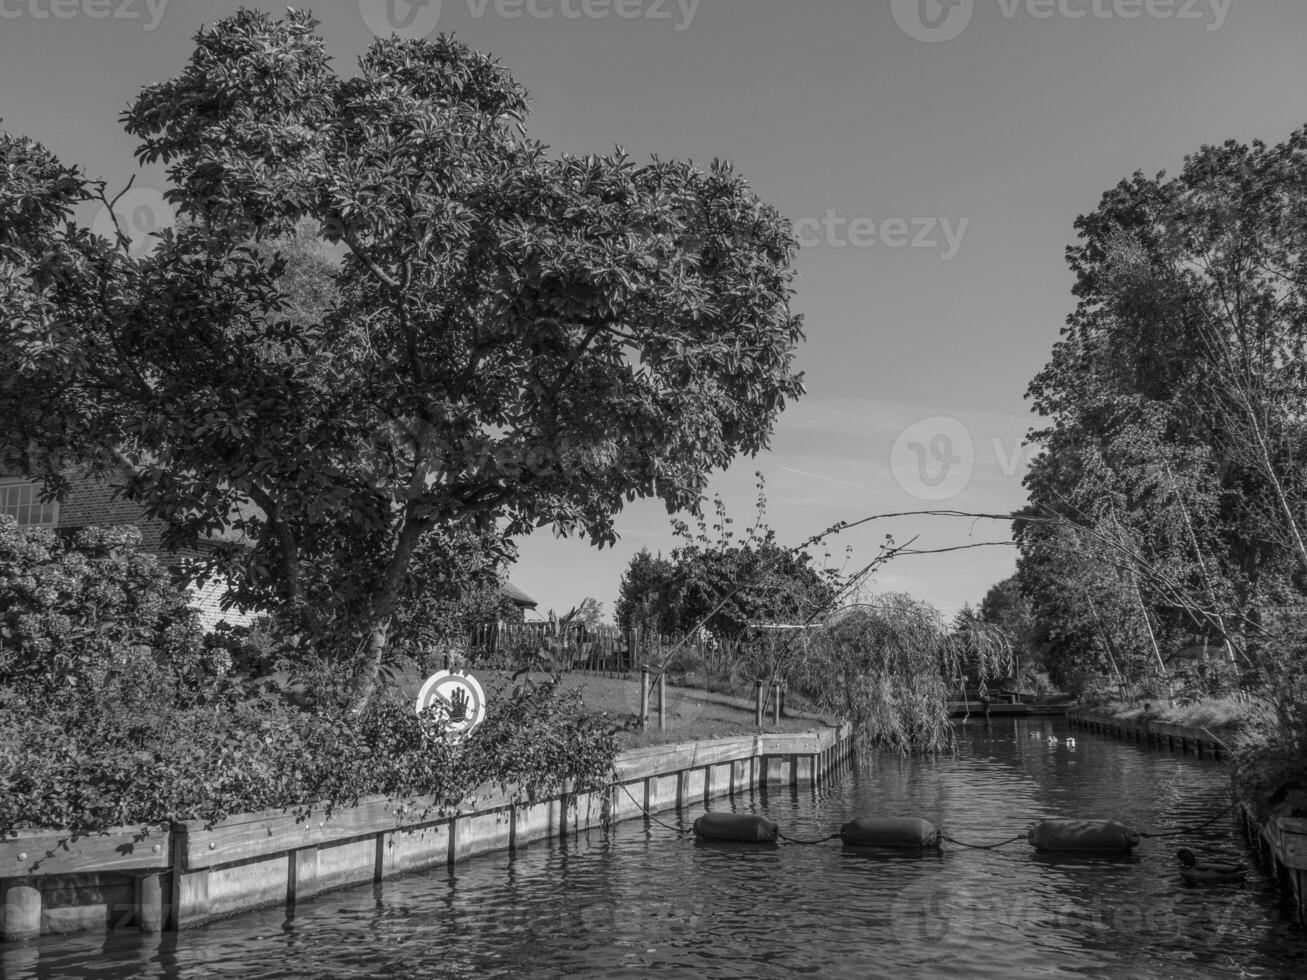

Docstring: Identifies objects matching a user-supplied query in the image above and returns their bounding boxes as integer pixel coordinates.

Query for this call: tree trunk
[350,619,391,714]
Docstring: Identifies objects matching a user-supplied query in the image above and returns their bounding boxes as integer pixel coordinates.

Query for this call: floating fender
[692,813,779,844]
[1027,819,1140,853]
[840,817,941,849]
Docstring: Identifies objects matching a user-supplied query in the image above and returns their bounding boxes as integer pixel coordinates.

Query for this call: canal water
[7,718,1306,979]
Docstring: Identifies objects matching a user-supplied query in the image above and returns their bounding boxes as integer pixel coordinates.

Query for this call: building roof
[501,581,538,609]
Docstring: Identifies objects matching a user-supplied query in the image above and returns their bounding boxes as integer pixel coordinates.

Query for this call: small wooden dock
[948,693,1068,719]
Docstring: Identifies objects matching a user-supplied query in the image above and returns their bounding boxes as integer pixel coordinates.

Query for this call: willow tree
[799,594,1014,754]
[0,10,806,704]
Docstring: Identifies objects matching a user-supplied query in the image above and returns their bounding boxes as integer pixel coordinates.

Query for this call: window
[0,480,58,528]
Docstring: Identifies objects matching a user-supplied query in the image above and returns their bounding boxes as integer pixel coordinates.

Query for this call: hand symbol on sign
[448,687,469,723]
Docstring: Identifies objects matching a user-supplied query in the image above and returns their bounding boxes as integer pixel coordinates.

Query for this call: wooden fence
[466,624,756,678]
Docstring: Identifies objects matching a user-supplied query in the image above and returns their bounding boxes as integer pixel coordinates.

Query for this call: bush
[0,519,617,835]
[0,517,212,696]
[0,676,617,835]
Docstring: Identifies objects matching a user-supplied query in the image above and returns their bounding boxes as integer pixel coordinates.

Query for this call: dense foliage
[0,517,216,693]
[0,8,806,703]
[0,519,616,834]
[1018,125,1307,813]
[791,594,1014,754]
[615,485,839,642]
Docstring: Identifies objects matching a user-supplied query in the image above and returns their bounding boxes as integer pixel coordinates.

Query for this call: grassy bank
[1085,695,1252,734]
[394,669,822,749]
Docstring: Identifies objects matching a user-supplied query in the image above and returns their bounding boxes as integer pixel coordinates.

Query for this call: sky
[3,0,1306,622]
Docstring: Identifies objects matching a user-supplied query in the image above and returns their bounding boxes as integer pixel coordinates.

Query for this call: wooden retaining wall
[1240,807,1307,924]
[1069,709,1307,923]
[0,724,852,943]
[1067,709,1228,759]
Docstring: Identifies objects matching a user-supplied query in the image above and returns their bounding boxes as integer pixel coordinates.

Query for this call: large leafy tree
[0,10,806,702]
[1020,126,1307,696]
[615,485,840,643]
[614,548,678,636]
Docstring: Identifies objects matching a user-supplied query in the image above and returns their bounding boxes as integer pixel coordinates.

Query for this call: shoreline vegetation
[2,9,1304,867]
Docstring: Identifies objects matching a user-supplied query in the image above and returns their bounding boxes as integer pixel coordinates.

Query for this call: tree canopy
[615,487,839,642]
[0,9,806,698]
[1019,125,1307,700]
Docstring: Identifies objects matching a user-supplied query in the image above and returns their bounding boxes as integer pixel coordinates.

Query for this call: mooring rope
[1138,801,1239,838]
[941,832,1028,850]
[617,781,694,836]
[777,831,842,845]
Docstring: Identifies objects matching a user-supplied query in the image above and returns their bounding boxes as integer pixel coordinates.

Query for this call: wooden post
[640,665,650,730]
[171,828,210,930]
[658,672,666,731]
[289,846,320,905]
[755,680,764,728]
[772,682,782,726]
[1,879,41,942]
[135,873,164,934]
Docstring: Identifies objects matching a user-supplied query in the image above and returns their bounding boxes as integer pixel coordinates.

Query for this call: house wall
[189,577,256,631]
[57,472,169,556]
[9,470,256,631]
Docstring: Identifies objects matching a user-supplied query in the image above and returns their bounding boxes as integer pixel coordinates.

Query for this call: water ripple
[6,720,1305,979]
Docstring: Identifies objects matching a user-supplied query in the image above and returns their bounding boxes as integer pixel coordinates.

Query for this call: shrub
[0,517,210,697]
[0,519,618,835]
[0,679,617,835]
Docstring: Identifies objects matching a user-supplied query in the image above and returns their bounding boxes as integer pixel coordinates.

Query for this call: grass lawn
[398,668,826,749]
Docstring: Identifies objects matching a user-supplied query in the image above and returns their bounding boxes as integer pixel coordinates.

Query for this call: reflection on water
[7,719,1305,979]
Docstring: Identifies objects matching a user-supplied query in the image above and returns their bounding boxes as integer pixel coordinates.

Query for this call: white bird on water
[1047,735,1059,745]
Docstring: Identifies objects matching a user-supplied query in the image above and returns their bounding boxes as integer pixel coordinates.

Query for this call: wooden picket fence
[465,623,753,679]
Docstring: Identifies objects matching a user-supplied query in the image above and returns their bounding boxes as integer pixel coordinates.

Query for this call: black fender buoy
[693,812,779,843]
[840,817,941,848]
[1027,819,1139,853]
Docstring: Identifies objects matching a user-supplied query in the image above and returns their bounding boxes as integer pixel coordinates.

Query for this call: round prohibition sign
[415,670,487,741]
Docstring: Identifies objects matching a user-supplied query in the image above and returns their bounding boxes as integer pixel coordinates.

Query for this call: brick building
[0,467,255,630]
